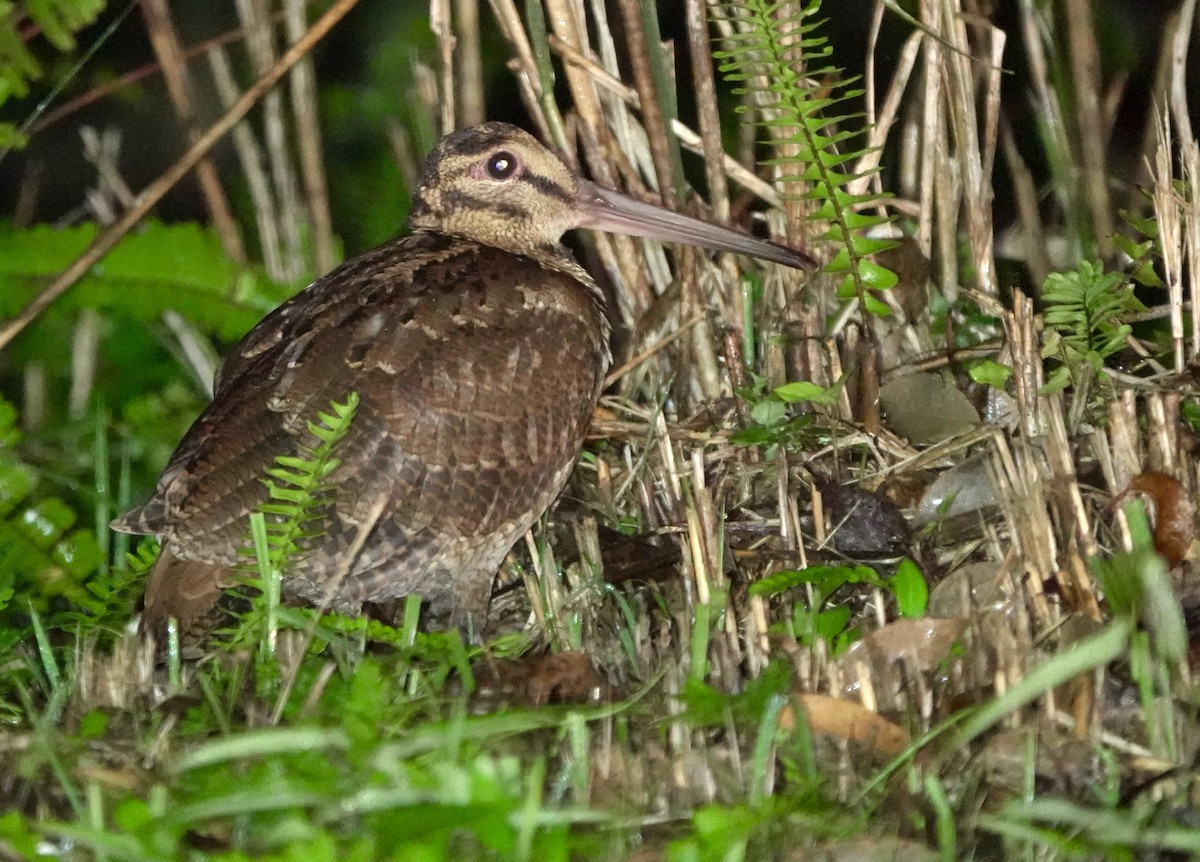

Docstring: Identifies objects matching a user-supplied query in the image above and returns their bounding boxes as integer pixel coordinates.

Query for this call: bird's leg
[448,570,495,644]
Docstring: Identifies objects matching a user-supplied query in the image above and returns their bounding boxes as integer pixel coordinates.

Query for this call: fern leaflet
[252,392,361,575]
[713,0,897,315]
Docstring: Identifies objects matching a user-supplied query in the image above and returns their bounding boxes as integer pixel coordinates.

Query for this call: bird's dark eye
[485,151,518,180]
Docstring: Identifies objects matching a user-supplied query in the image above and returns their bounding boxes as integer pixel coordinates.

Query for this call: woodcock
[113,122,817,643]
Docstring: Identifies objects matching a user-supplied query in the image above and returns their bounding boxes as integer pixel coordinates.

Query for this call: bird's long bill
[573,179,817,271]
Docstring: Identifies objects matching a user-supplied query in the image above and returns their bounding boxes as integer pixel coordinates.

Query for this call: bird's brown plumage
[113,122,815,644]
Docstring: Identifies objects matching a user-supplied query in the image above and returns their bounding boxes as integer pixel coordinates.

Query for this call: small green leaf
[968,359,1012,388]
[892,558,928,618]
[773,381,828,404]
[0,460,37,515]
[857,259,899,290]
[1039,365,1073,395]
[750,398,787,427]
[815,605,852,642]
[19,498,76,547]
[861,293,893,318]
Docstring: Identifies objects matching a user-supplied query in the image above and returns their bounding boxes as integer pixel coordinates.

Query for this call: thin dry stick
[685,0,729,223]
[237,0,305,281]
[0,0,361,353]
[1186,143,1200,365]
[139,0,246,263]
[616,0,675,205]
[455,0,485,126]
[912,4,939,259]
[285,0,335,274]
[209,45,286,281]
[1065,0,1114,255]
[1153,112,1185,374]
[430,0,457,134]
[1169,0,1197,148]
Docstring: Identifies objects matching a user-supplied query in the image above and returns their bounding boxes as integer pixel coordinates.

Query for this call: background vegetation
[1,0,1199,859]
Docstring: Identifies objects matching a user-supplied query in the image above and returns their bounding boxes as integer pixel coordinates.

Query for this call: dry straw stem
[0,0,361,353]
[1064,0,1114,256]
[139,0,246,263]
[236,0,306,282]
[208,44,289,282]
[284,0,336,274]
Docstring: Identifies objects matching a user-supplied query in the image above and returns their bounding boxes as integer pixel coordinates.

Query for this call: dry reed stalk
[430,0,456,132]
[139,0,246,263]
[1152,112,1186,374]
[235,0,306,281]
[999,120,1051,287]
[1184,142,1200,363]
[685,0,729,222]
[946,9,1002,294]
[284,0,335,274]
[208,45,287,280]
[1064,0,1113,256]
[1043,391,1098,564]
[1105,390,1142,492]
[455,0,485,126]
[1007,290,1043,438]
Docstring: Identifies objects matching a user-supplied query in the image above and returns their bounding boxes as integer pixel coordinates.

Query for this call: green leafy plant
[731,375,842,455]
[1113,210,1164,290]
[0,0,107,153]
[252,391,360,574]
[1040,259,1144,391]
[219,392,360,656]
[0,395,114,647]
[751,559,928,653]
[714,0,898,316]
[0,221,298,341]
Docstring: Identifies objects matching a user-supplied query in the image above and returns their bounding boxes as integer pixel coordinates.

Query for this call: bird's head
[409,122,817,270]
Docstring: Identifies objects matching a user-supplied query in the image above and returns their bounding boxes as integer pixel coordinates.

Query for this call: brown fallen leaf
[780,693,911,757]
[790,837,940,862]
[837,617,969,672]
[1110,471,1195,567]
[473,650,611,707]
[830,617,971,711]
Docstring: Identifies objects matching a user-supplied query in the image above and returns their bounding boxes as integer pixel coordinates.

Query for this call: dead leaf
[913,454,998,527]
[780,693,911,757]
[1111,471,1195,567]
[473,650,610,707]
[791,837,940,862]
[838,617,968,670]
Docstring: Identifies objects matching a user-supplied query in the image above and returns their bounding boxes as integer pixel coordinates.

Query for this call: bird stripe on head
[521,173,573,204]
[438,188,529,222]
[438,129,508,159]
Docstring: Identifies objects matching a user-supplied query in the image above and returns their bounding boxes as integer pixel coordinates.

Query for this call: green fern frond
[0,0,106,152]
[0,221,299,341]
[0,395,130,640]
[1041,260,1143,373]
[714,0,897,313]
[250,392,360,575]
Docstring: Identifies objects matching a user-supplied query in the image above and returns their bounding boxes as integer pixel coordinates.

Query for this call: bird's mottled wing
[116,231,607,616]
